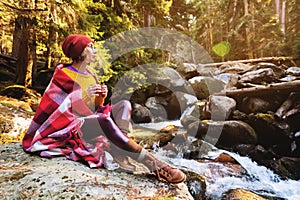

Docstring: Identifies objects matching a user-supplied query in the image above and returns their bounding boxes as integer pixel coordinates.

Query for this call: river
[138,120,300,200]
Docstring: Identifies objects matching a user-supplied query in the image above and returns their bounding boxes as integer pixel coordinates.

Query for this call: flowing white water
[165,148,300,200]
[230,153,300,199]
[139,121,300,200]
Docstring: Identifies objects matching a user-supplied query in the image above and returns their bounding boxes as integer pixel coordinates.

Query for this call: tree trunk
[105,0,112,7]
[114,0,125,16]
[281,1,286,35]
[243,0,252,59]
[275,0,280,17]
[46,2,58,69]
[249,1,255,58]
[26,40,34,88]
[29,29,37,87]
[12,17,22,58]
[207,3,213,53]
[144,7,151,27]
[15,15,33,86]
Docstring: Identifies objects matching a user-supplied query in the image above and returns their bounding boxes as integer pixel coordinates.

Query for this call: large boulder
[188,76,225,100]
[183,118,257,148]
[131,103,152,123]
[232,111,294,150]
[180,95,236,122]
[209,95,236,121]
[145,96,169,121]
[0,143,193,200]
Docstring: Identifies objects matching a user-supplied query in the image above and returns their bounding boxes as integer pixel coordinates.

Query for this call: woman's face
[83,43,97,64]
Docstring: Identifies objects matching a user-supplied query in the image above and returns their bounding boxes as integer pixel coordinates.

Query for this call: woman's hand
[86,84,107,97]
[99,84,108,97]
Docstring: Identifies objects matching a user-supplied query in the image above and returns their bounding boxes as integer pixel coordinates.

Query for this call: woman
[22,34,186,184]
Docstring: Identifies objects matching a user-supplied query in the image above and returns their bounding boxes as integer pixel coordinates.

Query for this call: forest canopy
[0,0,299,88]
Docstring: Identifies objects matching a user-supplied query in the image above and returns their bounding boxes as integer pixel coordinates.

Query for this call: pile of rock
[130,57,300,180]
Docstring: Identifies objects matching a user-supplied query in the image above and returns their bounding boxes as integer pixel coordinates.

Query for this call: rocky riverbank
[1,95,292,199]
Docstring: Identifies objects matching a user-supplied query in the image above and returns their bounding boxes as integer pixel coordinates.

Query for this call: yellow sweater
[62,67,105,110]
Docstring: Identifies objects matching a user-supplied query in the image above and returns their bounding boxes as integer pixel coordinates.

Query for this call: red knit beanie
[62,34,93,59]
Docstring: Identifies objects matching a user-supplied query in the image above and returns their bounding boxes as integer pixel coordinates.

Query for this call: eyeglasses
[81,43,96,56]
[87,43,95,50]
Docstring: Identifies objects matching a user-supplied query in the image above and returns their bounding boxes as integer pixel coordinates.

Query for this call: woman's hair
[72,46,89,62]
[72,54,85,63]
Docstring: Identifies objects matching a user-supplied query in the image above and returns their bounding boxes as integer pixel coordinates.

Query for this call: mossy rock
[183,170,207,200]
[0,95,34,113]
[187,120,257,148]
[0,85,41,111]
[233,111,292,147]
[222,188,267,200]
[222,188,285,200]
[0,85,27,99]
[131,125,176,149]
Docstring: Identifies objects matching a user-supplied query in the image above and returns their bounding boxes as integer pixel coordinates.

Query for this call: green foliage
[153,0,173,15]
[168,0,197,33]
[94,5,134,40]
[138,0,172,15]
[90,41,117,83]
[1,0,300,88]
[107,48,165,91]
[192,0,288,60]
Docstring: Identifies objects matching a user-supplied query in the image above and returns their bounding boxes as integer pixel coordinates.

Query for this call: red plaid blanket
[22,64,110,168]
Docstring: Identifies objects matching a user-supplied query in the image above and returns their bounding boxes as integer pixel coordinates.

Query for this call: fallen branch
[222,80,300,99]
[199,56,295,68]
